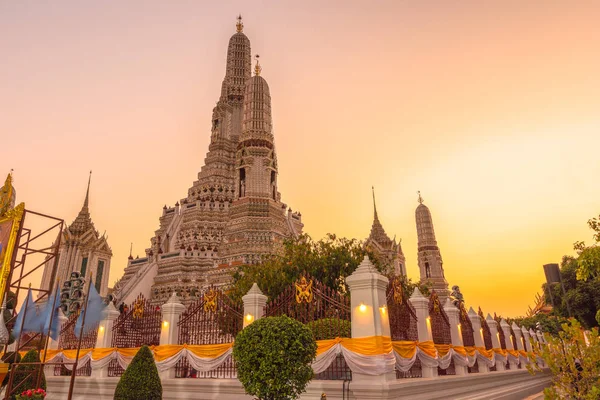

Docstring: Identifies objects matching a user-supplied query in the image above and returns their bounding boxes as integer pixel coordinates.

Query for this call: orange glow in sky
[2,1,599,317]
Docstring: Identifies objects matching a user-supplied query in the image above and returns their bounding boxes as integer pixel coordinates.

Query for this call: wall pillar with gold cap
[468,307,490,373]
[345,256,395,383]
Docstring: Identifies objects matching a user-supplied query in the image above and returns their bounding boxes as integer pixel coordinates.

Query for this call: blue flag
[12,289,44,338]
[75,283,106,338]
[39,287,62,341]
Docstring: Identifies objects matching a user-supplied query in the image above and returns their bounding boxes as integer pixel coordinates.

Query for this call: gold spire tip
[417,191,424,204]
[236,14,243,33]
[254,54,261,76]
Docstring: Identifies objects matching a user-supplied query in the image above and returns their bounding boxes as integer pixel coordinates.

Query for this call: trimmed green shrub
[114,345,162,400]
[306,318,351,340]
[11,350,45,400]
[1,352,21,391]
[233,316,317,400]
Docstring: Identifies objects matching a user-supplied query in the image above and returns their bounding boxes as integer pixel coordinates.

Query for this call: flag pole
[4,285,32,400]
[36,281,60,389]
[67,274,92,400]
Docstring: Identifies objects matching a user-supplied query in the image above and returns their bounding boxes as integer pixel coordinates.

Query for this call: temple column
[467,307,489,373]
[91,303,120,378]
[485,315,505,371]
[160,293,186,379]
[500,319,518,370]
[410,288,437,378]
[521,327,533,352]
[242,283,267,328]
[346,256,395,383]
[443,299,467,375]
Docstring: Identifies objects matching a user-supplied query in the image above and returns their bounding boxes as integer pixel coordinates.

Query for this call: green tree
[573,214,600,280]
[529,319,600,399]
[10,350,45,400]
[233,316,317,400]
[544,256,600,330]
[230,233,384,302]
[114,345,162,400]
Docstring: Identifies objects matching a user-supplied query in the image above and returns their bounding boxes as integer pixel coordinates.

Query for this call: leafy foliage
[529,319,600,399]
[542,256,600,330]
[114,345,162,400]
[11,350,45,400]
[573,215,600,280]
[233,316,317,400]
[1,352,21,392]
[512,313,569,336]
[230,234,384,302]
[305,318,351,340]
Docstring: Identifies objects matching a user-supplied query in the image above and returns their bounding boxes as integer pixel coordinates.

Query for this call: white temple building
[40,173,112,297]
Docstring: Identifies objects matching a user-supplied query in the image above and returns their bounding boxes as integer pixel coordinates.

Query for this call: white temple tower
[415,192,449,299]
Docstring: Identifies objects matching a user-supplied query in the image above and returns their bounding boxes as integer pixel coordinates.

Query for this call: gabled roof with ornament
[367,187,393,250]
[68,171,95,235]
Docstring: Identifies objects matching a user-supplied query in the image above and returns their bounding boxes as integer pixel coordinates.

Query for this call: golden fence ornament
[295,276,313,304]
[392,277,403,305]
[203,289,218,313]
[431,292,441,314]
[132,299,144,319]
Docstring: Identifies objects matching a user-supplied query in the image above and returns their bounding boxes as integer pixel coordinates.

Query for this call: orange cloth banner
[417,340,437,358]
[391,341,417,359]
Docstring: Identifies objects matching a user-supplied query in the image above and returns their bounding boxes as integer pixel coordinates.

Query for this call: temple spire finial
[83,170,92,210]
[128,242,133,260]
[236,14,243,33]
[372,186,378,220]
[417,190,423,204]
[254,54,261,76]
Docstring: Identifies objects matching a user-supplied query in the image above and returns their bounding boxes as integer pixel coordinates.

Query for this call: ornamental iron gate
[458,303,478,373]
[54,313,98,376]
[386,277,421,379]
[108,294,162,377]
[387,277,418,342]
[265,274,352,380]
[175,287,243,379]
[429,291,455,376]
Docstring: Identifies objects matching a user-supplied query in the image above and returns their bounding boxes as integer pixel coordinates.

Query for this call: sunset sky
[2,1,599,317]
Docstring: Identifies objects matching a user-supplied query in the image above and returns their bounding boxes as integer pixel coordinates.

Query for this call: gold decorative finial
[417,191,424,204]
[254,54,261,76]
[236,14,243,33]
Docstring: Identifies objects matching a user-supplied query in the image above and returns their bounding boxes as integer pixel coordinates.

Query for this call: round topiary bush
[233,316,317,400]
[114,345,162,400]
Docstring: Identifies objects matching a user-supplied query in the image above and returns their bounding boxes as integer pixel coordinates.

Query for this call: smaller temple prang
[415,193,449,300]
